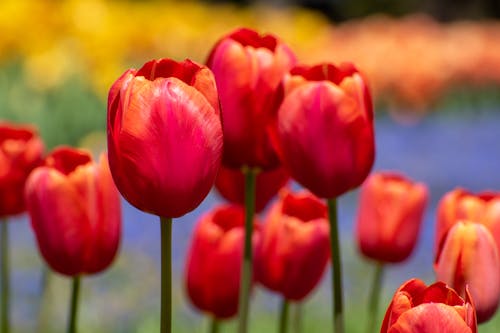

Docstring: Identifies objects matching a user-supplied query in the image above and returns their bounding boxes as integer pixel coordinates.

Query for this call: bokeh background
[2,0,500,332]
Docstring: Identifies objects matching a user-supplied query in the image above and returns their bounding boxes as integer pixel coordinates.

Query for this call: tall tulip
[215,165,289,212]
[185,205,260,323]
[25,146,121,333]
[275,62,375,333]
[107,58,223,333]
[434,221,500,323]
[380,278,477,333]
[0,122,44,333]
[207,28,295,333]
[435,188,500,256]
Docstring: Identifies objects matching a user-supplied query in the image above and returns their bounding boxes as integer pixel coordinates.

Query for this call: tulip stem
[366,263,384,333]
[209,316,219,333]
[1,221,9,333]
[160,217,172,333]
[67,275,81,333]
[278,298,290,333]
[238,167,257,333]
[327,198,344,333]
[292,302,303,333]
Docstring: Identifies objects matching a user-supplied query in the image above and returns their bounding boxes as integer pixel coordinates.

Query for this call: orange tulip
[255,190,329,301]
[25,147,121,276]
[355,172,428,263]
[0,122,44,217]
[185,205,261,319]
[435,221,500,323]
[435,188,500,255]
[380,278,477,333]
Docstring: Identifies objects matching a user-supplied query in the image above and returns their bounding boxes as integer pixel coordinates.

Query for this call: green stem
[366,263,384,333]
[209,316,220,333]
[278,298,289,333]
[327,198,344,333]
[67,275,81,333]
[237,167,257,333]
[160,217,172,333]
[292,302,303,333]
[1,221,9,333]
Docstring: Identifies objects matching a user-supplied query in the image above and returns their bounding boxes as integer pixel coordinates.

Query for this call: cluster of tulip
[1,26,499,333]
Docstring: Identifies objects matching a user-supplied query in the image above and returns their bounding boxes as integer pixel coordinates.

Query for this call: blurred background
[1,0,500,332]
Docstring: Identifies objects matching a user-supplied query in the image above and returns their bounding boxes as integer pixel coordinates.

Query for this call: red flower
[255,190,329,301]
[185,205,261,319]
[355,172,428,263]
[25,147,121,276]
[107,58,223,218]
[435,221,500,323]
[0,122,44,217]
[274,63,374,198]
[215,165,289,212]
[380,279,477,333]
[207,28,296,170]
[435,188,500,256]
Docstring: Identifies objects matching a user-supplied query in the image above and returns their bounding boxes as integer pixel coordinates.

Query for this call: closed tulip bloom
[215,165,289,212]
[185,205,260,318]
[275,63,374,198]
[207,28,296,170]
[380,278,477,333]
[434,221,500,323]
[107,58,223,218]
[435,188,500,256]
[255,190,329,301]
[25,147,121,276]
[356,172,428,263]
[0,123,44,217]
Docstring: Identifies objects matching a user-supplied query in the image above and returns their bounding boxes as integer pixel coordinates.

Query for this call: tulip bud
[207,28,296,170]
[107,58,223,218]
[355,172,428,263]
[25,147,121,276]
[435,221,500,323]
[436,188,500,256]
[255,190,329,301]
[380,278,477,333]
[185,205,261,319]
[274,63,375,198]
[215,165,289,212]
[0,122,44,217]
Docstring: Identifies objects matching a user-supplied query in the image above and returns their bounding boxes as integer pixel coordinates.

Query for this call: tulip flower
[255,190,329,301]
[356,172,428,263]
[215,165,289,212]
[107,58,223,219]
[434,221,500,323]
[207,27,296,170]
[435,188,500,256]
[0,122,43,333]
[185,205,260,320]
[25,146,121,333]
[380,278,477,333]
[274,62,375,333]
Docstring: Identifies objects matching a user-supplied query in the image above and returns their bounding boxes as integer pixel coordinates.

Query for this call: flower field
[1,1,500,333]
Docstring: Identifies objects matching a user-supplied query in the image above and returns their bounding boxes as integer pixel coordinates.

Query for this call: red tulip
[215,165,289,212]
[274,63,374,198]
[207,28,296,170]
[25,147,121,276]
[435,188,500,256]
[434,221,500,323]
[355,172,428,263]
[185,205,261,319]
[107,58,223,218]
[255,190,329,301]
[0,122,44,217]
[380,278,477,333]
